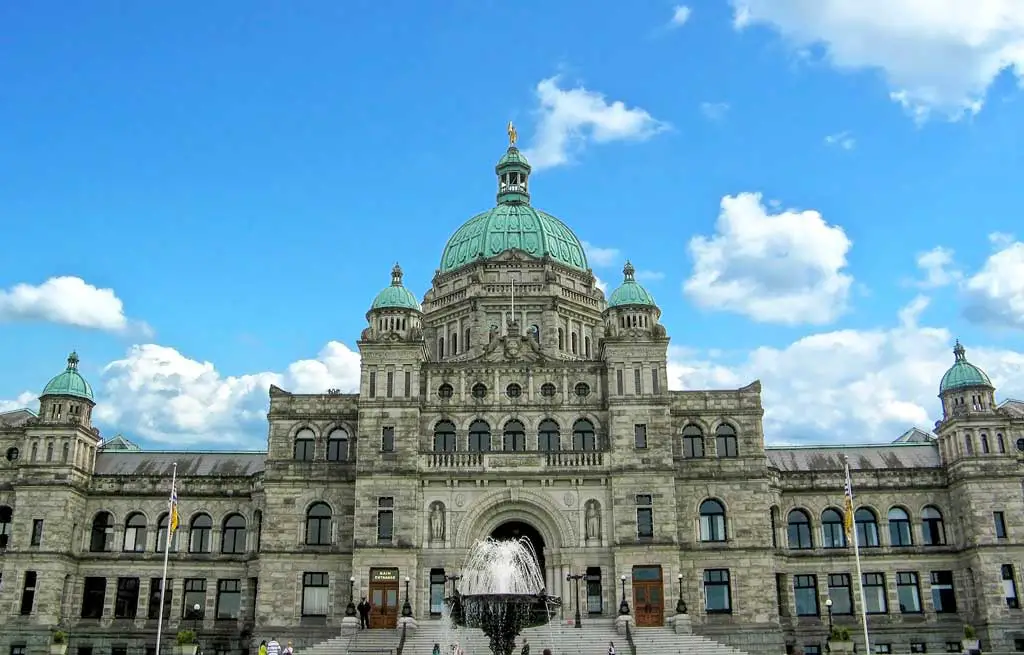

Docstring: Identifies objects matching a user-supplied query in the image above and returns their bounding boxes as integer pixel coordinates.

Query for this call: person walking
[357,596,371,629]
[432,643,441,655]
[607,641,616,655]
[520,638,530,655]
[266,638,281,655]
[258,641,267,655]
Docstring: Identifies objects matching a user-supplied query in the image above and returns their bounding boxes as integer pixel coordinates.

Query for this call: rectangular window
[81,577,106,618]
[635,494,653,539]
[716,434,738,457]
[703,569,731,613]
[182,578,206,618]
[616,369,624,395]
[827,574,853,615]
[683,434,704,458]
[377,497,394,544]
[1003,564,1019,608]
[995,511,1007,538]
[634,368,642,394]
[945,643,962,653]
[111,648,127,655]
[429,569,446,616]
[386,371,394,398]
[651,366,661,394]
[586,567,603,615]
[863,573,888,614]
[896,572,922,613]
[20,571,37,616]
[11,647,26,655]
[805,646,821,655]
[381,426,395,452]
[874,645,892,654]
[216,579,241,620]
[368,371,376,398]
[404,371,411,398]
[114,577,140,619]
[930,570,957,613]
[793,575,819,616]
[148,578,173,620]
[31,519,42,546]
[911,642,927,653]
[302,572,329,617]
[634,424,648,449]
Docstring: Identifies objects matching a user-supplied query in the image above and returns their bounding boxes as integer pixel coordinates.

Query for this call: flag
[169,488,179,535]
[843,465,855,540]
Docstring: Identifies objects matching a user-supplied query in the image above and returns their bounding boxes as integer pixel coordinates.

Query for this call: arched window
[90,511,114,552]
[189,514,213,553]
[699,499,727,542]
[922,506,946,546]
[464,327,471,349]
[571,332,578,354]
[468,420,491,452]
[451,333,458,355]
[584,336,591,358]
[572,419,596,451]
[305,503,332,545]
[715,424,738,458]
[787,509,813,550]
[327,428,349,462]
[221,514,247,554]
[981,434,990,454]
[123,512,147,552]
[821,509,846,548]
[433,420,457,452]
[888,507,913,546]
[503,420,527,451]
[437,337,445,358]
[294,427,315,461]
[61,443,69,463]
[998,433,1006,453]
[46,443,53,462]
[558,328,564,350]
[537,419,560,451]
[530,325,540,344]
[0,505,11,549]
[30,442,38,461]
[682,425,704,458]
[155,513,178,552]
[855,508,880,547]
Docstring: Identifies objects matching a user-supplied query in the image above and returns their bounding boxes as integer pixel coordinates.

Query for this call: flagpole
[510,278,515,322]
[842,456,871,654]
[155,462,177,655]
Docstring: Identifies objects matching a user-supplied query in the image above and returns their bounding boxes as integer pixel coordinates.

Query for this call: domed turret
[939,340,995,419]
[39,351,95,426]
[604,261,662,339]
[608,261,657,308]
[42,352,94,401]
[372,263,421,311]
[363,264,423,342]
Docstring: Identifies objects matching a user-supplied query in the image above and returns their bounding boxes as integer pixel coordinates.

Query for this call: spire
[623,260,636,282]
[66,351,79,371]
[953,339,966,362]
[496,122,531,205]
[391,262,404,286]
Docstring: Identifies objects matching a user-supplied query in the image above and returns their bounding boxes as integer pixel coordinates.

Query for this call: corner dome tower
[437,123,589,274]
[42,351,94,401]
[939,340,995,419]
[604,261,662,338]
[608,261,656,308]
[39,351,96,427]
[364,263,423,342]
[371,263,421,311]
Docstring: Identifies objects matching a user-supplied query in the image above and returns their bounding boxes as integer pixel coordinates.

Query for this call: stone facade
[2,144,1024,655]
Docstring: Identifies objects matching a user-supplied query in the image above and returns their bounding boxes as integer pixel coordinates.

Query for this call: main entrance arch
[490,521,547,584]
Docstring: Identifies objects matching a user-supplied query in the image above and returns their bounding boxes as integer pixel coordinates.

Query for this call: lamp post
[401,576,413,618]
[566,572,584,628]
[191,602,201,644]
[618,574,630,615]
[675,573,687,614]
[345,576,357,617]
[445,573,462,596]
[825,597,834,633]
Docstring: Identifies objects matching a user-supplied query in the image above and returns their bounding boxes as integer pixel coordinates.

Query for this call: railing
[625,620,637,655]
[396,622,407,655]
[423,450,605,471]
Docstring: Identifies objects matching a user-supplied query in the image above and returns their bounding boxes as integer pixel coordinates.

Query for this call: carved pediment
[473,334,547,363]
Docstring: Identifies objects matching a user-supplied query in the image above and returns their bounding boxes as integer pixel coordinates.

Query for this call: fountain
[445,537,561,655]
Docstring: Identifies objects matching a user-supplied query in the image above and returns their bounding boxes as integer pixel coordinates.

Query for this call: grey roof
[0,408,36,428]
[766,443,941,472]
[100,434,141,451]
[94,451,266,477]
[893,427,937,443]
[999,399,1024,419]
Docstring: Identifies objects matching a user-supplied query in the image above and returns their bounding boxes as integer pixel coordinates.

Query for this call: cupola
[939,340,995,419]
[365,263,423,340]
[39,351,95,426]
[604,261,661,337]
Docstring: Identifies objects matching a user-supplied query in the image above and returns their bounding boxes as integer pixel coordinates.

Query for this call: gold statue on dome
[507,120,518,147]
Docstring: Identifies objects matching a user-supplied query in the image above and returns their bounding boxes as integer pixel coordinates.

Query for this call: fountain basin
[446,591,561,655]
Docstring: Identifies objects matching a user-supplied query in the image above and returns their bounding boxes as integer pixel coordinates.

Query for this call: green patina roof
[608,261,657,308]
[438,144,589,274]
[42,351,94,401]
[371,263,421,311]
[939,341,992,394]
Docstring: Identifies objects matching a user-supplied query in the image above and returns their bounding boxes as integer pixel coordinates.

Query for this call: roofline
[765,442,936,451]
[96,449,267,455]
[0,407,37,417]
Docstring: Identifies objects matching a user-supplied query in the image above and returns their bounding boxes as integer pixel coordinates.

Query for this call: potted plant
[962,625,980,653]
[828,626,854,654]
[176,630,198,655]
[50,631,68,655]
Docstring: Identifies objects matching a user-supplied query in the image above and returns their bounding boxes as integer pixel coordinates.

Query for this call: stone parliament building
[2,136,1024,655]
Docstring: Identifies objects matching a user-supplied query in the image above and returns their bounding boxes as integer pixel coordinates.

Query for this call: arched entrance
[490,521,546,585]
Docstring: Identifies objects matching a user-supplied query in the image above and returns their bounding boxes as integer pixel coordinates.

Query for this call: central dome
[438,139,589,274]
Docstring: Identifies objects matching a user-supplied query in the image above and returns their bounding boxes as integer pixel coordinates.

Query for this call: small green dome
[371,264,421,311]
[939,341,992,394]
[608,261,656,308]
[497,147,530,168]
[42,351,94,401]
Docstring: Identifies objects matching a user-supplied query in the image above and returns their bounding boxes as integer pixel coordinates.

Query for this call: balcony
[422,449,605,473]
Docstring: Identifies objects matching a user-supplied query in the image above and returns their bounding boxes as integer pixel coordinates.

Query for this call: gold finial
[507,121,518,147]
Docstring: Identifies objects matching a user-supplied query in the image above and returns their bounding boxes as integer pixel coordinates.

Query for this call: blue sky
[2,1,1023,448]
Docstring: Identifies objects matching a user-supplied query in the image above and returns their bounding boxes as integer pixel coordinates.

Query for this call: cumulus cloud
[0,276,150,335]
[0,391,37,414]
[524,76,668,170]
[730,0,1024,121]
[824,130,856,150]
[910,246,962,289]
[668,296,1024,444]
[963,235,1024,329]
[669,5,692,28]
[582,241,621,268]
[683,192,854,325]
[699,102,730,121]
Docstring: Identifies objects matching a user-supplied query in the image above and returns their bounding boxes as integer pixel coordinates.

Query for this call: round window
[506,383,522,398]
[5,447,18,462]
[438,383,454,399]
[540,383,557,397]
[472,383,488,399]
[574,382,591,397]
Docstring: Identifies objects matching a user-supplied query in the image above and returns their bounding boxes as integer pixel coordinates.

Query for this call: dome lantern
[41,351,95,402]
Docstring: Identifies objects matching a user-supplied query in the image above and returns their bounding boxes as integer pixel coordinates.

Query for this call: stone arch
[288,422,321,440]
[298,493,337,515]
[677,417,711,434]
[454,489,576,550]
[322,421,355,439]
[709,417,740,433]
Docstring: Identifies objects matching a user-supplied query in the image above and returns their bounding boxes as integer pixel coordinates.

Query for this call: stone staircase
[299,629,399,655]
[631,627,751,655]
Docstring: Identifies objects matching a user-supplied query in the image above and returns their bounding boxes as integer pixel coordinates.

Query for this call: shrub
[964,625,977,639]
[176,631,196,646]
[52,631,68,645]
[830,626,851,641]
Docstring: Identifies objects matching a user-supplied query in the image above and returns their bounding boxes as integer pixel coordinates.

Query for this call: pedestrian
[521,638,530,655]
[432,643,441,655]
[607,641,615,655]
[282,643,293,655]
[542,649,552,655]
[357,596,371,629]
[258,641,267,655]
[266,638,281,655]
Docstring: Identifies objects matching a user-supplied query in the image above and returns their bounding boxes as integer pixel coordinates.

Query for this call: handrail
[396,622,407,655]
[625,620,637,655]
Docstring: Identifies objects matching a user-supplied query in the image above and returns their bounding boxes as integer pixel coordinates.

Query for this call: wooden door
[632,566,664,627]
[369,568,400,629]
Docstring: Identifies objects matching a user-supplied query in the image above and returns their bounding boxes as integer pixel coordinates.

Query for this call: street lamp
[618,574,630,615]
[825,597,834,632]
[445,573,462,597]
[401,576,413,618]
[191,602,201,642]
[565,572,584,629]
[675,573,687,614]
[345,576,357,617]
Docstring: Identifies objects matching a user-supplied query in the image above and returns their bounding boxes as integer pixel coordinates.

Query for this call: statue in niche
[430,502,446,541]
[585,500,601,541]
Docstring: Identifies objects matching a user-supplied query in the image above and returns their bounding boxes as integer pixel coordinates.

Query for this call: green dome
[939,341,992,394]
[371,264,421,311]
[42,352,94,401]
[608,261,656,308]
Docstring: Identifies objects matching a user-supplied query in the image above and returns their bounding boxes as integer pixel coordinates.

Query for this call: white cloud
[524,76,668,170]
[824,130,856,150]
[0,391,36,414]
[0,276,150,335]
[93,341,361,447]
[668,296,1024,444]
[699,102,730,121]
[669,5,692,28]
[594,276,608,294]
[910,246,962,288]
[582,241,621,268]
[730,0,1024,121]
[963,235,1024,329]
[683,192,854,325]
